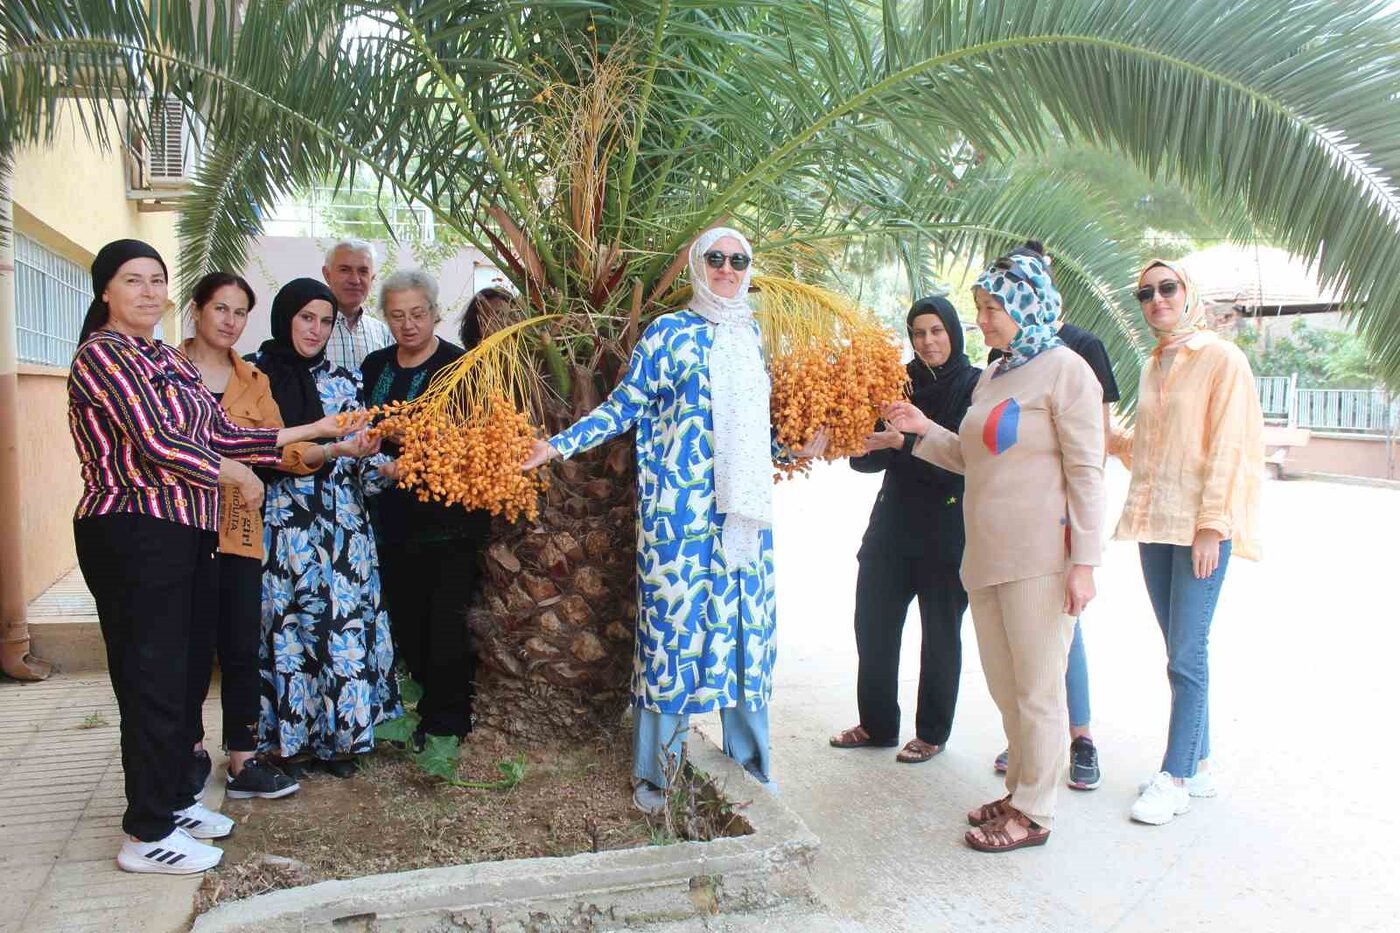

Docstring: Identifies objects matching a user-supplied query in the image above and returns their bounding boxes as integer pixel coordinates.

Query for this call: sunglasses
[703,250,751,271]
[1134,280,1182,303]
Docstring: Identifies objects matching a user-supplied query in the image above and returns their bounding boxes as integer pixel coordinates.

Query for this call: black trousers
[853,553,967,746]
[379,538,480,737]
[187,553,262,752]
[75,513,217,841]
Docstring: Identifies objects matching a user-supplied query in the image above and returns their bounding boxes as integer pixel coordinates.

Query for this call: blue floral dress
[254,358,402,759]
[549,311,778,716]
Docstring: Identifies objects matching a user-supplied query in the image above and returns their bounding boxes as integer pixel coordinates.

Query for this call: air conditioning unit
[128,97,198,199]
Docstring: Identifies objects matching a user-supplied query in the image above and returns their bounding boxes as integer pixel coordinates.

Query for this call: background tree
[6,0,1400,734]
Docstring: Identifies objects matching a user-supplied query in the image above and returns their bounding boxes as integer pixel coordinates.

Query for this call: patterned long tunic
[253,358,403,758]
[549,310,778,715]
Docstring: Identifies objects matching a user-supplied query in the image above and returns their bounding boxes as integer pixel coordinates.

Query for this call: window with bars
[14,234,90,367]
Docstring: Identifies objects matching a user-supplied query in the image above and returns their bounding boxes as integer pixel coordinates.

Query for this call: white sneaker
[117,828,222,874]
[1138,770,1217,798]
[173,802,235,839]
[1131,772,1191,825]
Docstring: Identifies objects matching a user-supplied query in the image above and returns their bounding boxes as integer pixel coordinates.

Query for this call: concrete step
[26,566,106,672]
[27,615,106,672]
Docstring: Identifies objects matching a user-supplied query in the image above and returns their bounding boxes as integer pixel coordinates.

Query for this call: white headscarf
[687,227,771,570]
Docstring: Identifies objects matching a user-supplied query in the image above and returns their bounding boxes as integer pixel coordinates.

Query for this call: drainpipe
[0,165,53,680]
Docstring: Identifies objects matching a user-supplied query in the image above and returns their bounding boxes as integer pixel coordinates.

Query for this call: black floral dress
[255,359,403,759]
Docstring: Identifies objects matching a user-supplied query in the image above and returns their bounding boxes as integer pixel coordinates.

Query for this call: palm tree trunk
[469,438,637,738]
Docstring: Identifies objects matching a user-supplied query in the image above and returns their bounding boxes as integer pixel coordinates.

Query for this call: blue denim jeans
[632,705,771,790]
[1139,540,1232,778]
[1065,620,1091,729]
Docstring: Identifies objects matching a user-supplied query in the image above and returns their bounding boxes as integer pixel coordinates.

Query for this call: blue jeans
[1139,540,1232,778]
[632,705,771,790]
[1065,620,1091,730]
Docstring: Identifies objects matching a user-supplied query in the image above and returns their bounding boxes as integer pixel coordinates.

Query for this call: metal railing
[14,234,89,367]
[1257,374,1397,435]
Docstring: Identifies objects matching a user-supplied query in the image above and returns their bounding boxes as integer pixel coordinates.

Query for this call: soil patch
[194,724,748,916]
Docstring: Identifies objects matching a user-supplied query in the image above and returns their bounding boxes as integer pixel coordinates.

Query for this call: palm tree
[6,0,1400,735]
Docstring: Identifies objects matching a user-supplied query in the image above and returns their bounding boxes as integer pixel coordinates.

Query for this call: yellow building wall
[11,101,181,266]
[9,100,185,603]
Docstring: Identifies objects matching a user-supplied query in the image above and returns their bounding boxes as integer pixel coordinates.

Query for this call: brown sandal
[895,739,944,763]
[965,810,1050,852]
[966,794,1012,827]
[828,725,898,749]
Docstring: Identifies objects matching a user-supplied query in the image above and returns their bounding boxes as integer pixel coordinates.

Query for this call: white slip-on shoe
[1138,770,1217,798]
[117,828,222,874]
[1131,771,1191,825]
[172,802,235,839]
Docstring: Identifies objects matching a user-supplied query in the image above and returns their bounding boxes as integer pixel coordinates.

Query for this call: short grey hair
[379,268,441,321]
[324,238,377,267]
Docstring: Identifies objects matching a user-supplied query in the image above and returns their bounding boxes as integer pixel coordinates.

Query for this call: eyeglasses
[703,250,751,271]
[1134,281,1182,303]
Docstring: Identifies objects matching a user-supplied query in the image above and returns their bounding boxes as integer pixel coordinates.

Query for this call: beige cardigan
[912,345,1105,592]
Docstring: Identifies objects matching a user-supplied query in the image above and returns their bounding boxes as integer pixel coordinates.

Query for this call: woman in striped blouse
[68,240,357,876]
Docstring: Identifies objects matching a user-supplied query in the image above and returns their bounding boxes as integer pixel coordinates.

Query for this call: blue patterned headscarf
[975,254,1064,374]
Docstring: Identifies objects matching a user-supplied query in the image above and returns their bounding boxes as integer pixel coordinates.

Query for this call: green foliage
[76,712,109,730]
[373,675,525,788]
[372,712,418,745]
[6,0,1400,388]
[1234,319,1380,389]
[447,754,527,791]
[414,733,461,782]
[1018,142,1248,257]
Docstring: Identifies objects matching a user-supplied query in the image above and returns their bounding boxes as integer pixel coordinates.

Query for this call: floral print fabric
[255,358,402,758]
[549,311,778,715]
[977,254,1064,374]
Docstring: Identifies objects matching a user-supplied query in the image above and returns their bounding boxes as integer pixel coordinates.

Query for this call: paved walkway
[696,460,1400,932]
[5,467,1397,932]
[0,677,223,933]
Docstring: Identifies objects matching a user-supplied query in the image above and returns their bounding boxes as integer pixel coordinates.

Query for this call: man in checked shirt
[321,238,393,373]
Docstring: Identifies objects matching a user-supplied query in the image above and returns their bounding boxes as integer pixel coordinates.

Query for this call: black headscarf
[256,278,338,427]
[78,239,169,346]
[904,296,979,431]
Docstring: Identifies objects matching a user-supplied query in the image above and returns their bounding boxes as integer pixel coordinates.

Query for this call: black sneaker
[186,749,212,801]
[1068,736,1101,790]
[321,758,359,779]
[226,757,301,800]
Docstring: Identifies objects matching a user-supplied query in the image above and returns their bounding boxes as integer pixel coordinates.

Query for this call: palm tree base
[470,441,638,738]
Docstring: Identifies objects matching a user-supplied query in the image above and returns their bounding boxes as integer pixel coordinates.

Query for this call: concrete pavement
[685,461,1400,931]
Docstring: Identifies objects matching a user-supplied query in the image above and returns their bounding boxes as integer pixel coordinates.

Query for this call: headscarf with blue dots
[975,253,1063,374]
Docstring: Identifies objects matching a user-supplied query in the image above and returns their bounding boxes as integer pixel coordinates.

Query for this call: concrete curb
[192,728,821,932]
[1291,470,1400,490]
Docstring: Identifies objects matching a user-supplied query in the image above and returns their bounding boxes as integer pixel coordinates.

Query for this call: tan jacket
[182,341,317,559]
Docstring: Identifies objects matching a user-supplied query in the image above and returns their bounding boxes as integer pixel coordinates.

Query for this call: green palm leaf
[5,0,1400,386]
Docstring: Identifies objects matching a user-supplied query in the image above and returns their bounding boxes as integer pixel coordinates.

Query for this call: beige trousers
[968,572,1076,827]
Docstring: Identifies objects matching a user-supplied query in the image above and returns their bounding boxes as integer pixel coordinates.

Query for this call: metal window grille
[14,234,90,367]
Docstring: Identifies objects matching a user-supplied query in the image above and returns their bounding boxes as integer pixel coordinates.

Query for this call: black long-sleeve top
[850,357,979,564]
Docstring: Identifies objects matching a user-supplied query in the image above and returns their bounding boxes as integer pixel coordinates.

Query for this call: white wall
[196,235,508,355]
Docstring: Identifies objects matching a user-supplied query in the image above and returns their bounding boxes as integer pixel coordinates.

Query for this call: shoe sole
[1131,803,1191,825]
[964,829,1050,852]
[226,781,301,800]
[1137,781,1217,798]
[1068,776,1101,791]
[183,826,234,840]
[117,850,221,875]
